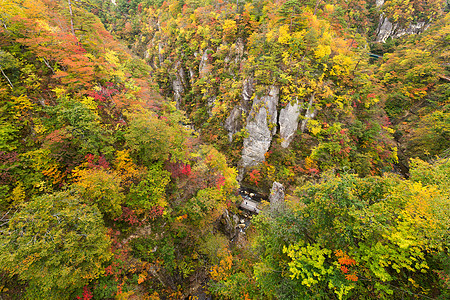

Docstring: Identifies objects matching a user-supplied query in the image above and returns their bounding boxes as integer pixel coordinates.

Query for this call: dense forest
[0,0,449,299]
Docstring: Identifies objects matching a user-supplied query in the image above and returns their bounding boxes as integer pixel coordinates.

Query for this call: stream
[223,187,266,244]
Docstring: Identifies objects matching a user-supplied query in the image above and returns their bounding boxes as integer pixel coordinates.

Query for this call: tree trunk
[67,0,77,37]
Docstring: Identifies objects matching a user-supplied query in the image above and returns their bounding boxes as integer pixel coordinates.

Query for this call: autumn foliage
[0,0,449,299]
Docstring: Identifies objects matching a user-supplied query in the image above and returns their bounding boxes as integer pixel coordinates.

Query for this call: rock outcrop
[269,181,285,211]
[241,85,279,168]
[377,17,428,43]
[279,98,301,148]
[375,0,430,43]
[234,230,247,248]
[241,77,255,112]
[224,78,255,141]
[300,93,317,133]
[224,37,245,64]
[224,106,243,142]
[220,209,237,238]
[199,49,211,78]
[173,61,187,109]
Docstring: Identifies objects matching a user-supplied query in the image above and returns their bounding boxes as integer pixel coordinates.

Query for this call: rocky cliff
[139,0,440,184]
[241,85,279,168]
[375,0,435,43]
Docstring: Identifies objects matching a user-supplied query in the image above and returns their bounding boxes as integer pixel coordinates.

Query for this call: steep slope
[1,0,448,299]
[110,0,401,191]
[0,0,239,298]
[95,0,448,190]
[375,13,450,174]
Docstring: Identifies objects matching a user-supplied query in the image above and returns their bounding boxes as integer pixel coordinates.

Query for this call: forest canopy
[0,0,448,299]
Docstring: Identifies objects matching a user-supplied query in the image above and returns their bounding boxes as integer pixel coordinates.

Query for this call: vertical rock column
[224,77,255,142]
[241,85,279,168]
[279,98,301,148]
[269,181,285,212]
[172,61,187,109]
[278,93,317,148]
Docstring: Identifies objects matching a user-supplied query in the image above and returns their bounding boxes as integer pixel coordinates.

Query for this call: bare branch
[0,65,13,89]
[67,0,77,37]
[42,57,55,74]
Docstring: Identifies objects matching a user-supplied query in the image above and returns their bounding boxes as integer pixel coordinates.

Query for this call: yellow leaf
[138,272,147,284]
[278,25,291,44]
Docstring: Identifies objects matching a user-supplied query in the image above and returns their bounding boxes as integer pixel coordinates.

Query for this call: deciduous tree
[0,191,112,299]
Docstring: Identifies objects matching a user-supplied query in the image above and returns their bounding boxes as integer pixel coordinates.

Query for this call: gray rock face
[188,67,195,81]
[199,49,211,78]
[226,38,245,63]
[279,98,301,148]
[220,209,237,238]
[235,38,245,62]
[224,106,242,142]
[269,181,285,211]
[376,0,429,43]
[376,15,395,43]
[241,77,255,112]
[234,230,247,248]
[376,17,428,43]
[224,77,255,142]
[207,96,216,116]
[300,93,317,133]
[198,49,216,113]
[173,61,187,109]
[241,85,279,168]
[279,93,317,145]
